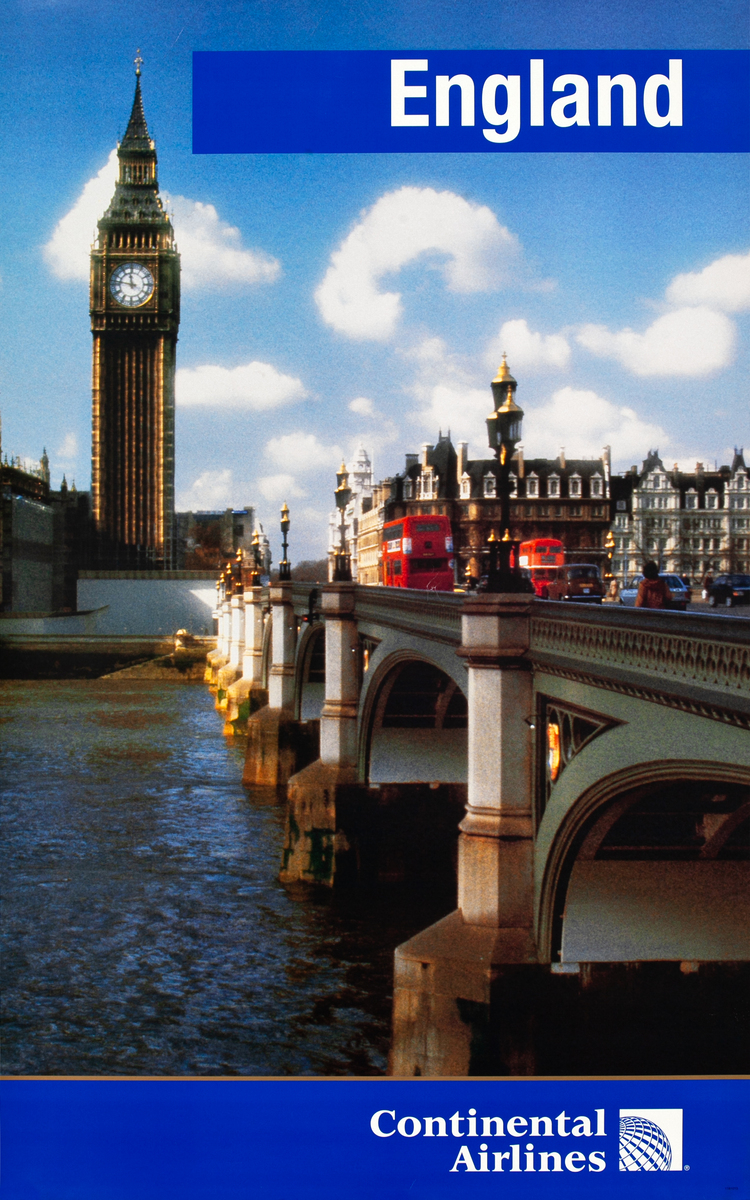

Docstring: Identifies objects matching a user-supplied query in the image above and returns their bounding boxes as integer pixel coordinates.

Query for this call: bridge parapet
[530,602,750,726]
[352,584,462,645]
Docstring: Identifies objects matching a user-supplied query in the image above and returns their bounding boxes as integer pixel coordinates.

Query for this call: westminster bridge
[207,583,750,1075]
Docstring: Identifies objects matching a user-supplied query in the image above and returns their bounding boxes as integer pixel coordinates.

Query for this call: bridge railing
[272,583,750,721]
[531,599,750,723]
[288,582,464,644]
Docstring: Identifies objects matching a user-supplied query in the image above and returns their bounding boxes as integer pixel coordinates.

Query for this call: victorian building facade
[373,360,614,584]
[611,448,749,582]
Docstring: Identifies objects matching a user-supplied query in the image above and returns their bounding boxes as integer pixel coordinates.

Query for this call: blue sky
[0,0,748,561]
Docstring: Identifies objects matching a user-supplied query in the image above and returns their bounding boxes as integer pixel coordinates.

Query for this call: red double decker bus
[382,515,455,590]
[518,538,565,597]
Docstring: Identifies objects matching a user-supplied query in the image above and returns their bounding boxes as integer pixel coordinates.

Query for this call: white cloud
[176,468,234,510]
[523,386,669,465]
[43,149,119,280]
[486,318,570,373]
[575,251,748,378]
[315,186,519,341]
[56,432,78,460]
[163,194,280,289]
[176,361,306,410]
[264,432,342,472]
[349,396,376,417]
[577,307,736,376]
[665,250,750,312]
[42,151,279,290]
[402,337,491,450]
[256,473,307,502]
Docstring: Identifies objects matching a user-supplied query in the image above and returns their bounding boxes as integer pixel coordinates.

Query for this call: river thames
[0,679,452,1075]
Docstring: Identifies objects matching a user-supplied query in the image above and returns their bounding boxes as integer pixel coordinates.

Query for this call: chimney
[602,445,611,497]
[456,441,468,483]
[421,442,433,468]
[559,447,566,469]
[405,453,418,470]
[513,446,525,479]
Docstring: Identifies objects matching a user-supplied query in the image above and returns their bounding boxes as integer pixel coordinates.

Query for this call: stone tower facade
[90,60,180,567]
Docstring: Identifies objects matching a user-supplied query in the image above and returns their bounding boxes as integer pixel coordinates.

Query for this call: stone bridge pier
[391,594,542,1075]
[215,592,245,709]
[281,583,362,885]
[242,582,318,787]
[280,582,467,890]
[205,591,230,687]
[223,586,267,735]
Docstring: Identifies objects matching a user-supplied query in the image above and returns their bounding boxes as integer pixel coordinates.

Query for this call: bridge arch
[359,652,468,786]
[294,622,325,721]
[537,759,750,965]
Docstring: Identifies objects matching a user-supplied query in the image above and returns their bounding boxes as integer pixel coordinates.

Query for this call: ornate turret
[100,54,170,228]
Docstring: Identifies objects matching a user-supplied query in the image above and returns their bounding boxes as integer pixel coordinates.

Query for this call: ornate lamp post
[485,355,532,593]
[247,528,263,587]
[230,547,243,594]
[278,503,291,581]
[333,462,352,582]
[604,529,616,578]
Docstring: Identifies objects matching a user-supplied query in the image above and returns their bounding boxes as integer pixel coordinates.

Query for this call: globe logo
[619,1116,673,1171]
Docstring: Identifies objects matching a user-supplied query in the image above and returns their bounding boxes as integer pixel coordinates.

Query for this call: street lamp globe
[488,354,524,465]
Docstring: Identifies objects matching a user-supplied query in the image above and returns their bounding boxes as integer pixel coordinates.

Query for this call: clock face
[110,262,155,308]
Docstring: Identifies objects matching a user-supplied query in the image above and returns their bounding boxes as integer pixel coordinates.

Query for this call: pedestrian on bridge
[635,561,672,609]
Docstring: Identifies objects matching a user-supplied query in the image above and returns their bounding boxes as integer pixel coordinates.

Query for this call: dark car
[707,574,750,608]
[545,564,604,603]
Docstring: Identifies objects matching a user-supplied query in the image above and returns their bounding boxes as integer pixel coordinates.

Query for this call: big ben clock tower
[90,55,179,568]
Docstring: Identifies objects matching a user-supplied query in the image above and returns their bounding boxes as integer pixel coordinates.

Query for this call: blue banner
[192,50,750,153]
[2,1077,749,1196]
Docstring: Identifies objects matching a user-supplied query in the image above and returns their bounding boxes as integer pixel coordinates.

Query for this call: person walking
[702,570,714,601]
[605,577,621,603]
[635,561,672,609]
